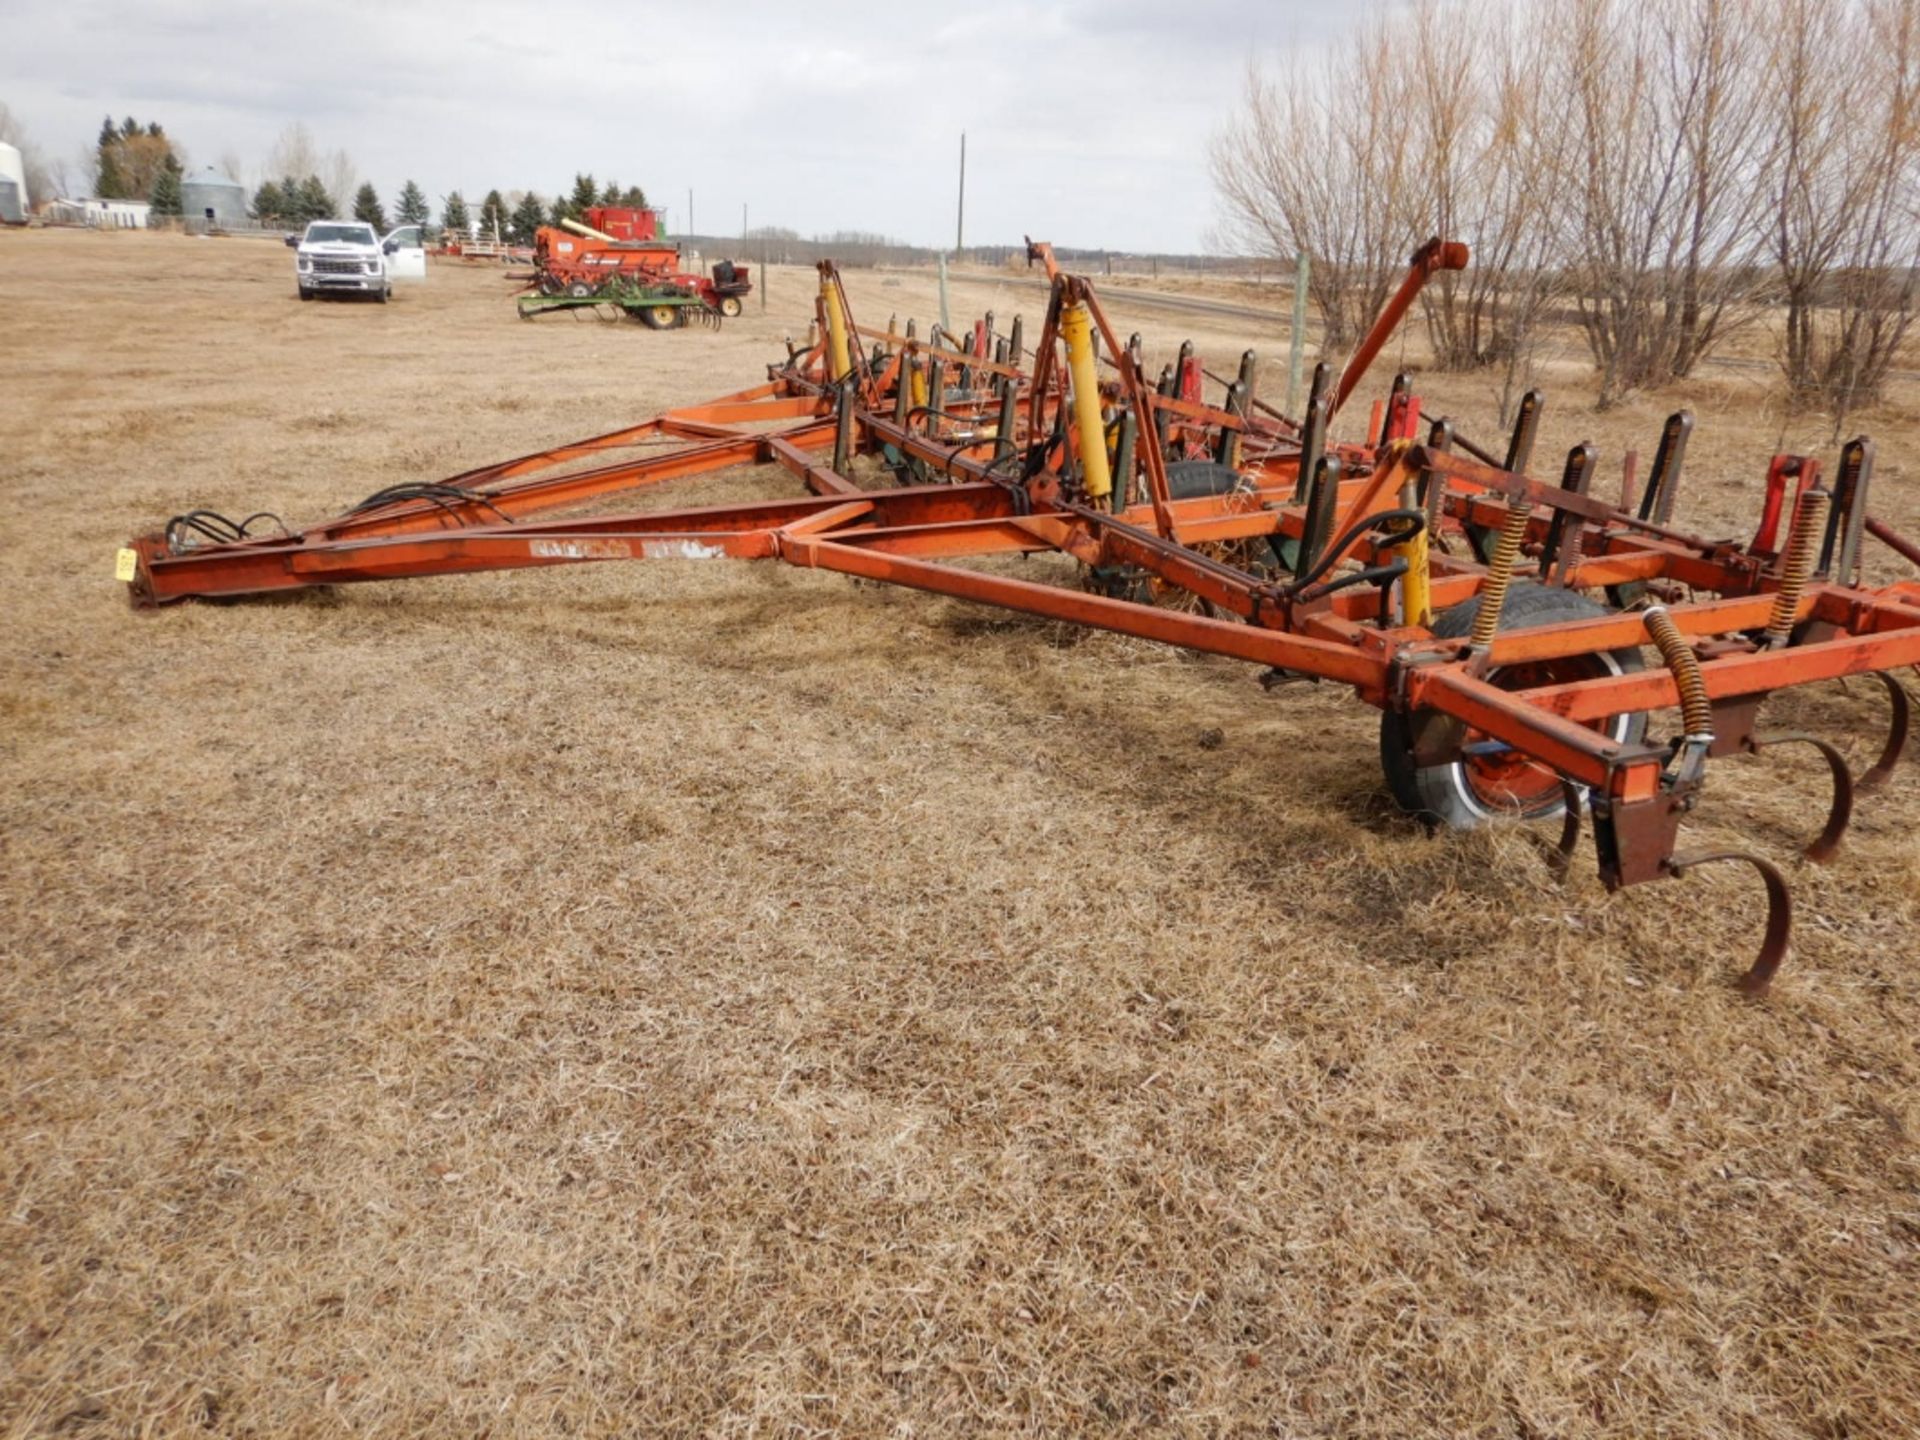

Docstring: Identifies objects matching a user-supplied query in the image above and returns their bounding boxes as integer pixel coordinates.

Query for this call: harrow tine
[1664,850,1793,995]
[1747,731,1854,862]
[1554,782,1584,877]
[1525,780,1585,879]
[1859,671,1912,791]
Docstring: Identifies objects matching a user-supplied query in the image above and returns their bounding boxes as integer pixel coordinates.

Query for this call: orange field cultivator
[121,240,1920,989]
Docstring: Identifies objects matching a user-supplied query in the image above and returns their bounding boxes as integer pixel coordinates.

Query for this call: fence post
[1287,251,1310,418]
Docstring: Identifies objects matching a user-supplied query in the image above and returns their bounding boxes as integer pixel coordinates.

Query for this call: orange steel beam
[132,478,1020,604]
[1332,239,1471,416]
[1403,666,1663,798]
[1513,613,1920,723]
[781,536,1386,689]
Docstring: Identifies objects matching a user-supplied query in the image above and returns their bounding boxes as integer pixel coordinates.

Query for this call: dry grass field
[4,228,1919,1437]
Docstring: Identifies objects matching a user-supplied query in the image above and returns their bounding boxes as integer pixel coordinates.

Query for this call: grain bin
[180,166,249,231]
[0,142,27,224]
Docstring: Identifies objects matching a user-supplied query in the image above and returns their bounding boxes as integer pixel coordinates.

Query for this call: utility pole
[956,131,966,255]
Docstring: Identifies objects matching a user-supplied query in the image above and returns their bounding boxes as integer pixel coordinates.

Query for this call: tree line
[457,174,652,245]
[250,171,651,244]
[5,110,712,258]
[1211,0,1920,428]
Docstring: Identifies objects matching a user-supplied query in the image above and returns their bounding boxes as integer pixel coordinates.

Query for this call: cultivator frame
[122,240,1920,989]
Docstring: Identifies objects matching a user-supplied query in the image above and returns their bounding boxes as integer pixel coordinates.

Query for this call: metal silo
[179,166,249,231]
[0,142,27,224]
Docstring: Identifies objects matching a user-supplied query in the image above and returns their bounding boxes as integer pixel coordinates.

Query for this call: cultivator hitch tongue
[119,236,1920,995]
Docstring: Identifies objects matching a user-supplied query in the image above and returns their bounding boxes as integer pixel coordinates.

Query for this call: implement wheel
[567,281,595,299]
[719,296,743,318]
[1380,582,1647,827]
[1084,460,1284,608]
[639,304,682,330]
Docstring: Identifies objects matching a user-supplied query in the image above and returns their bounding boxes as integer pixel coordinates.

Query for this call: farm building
[44,197,152,229]
[0,142,26,223]
[179,166,249,230]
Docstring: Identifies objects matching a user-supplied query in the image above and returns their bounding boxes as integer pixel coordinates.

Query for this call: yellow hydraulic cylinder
[1399,525,1432,628]
[820,270,852,382]
[1060,297,1112,499]
[1397,470,1432,627]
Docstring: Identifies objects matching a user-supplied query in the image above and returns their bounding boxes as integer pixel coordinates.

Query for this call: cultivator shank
[122,241,1920,989]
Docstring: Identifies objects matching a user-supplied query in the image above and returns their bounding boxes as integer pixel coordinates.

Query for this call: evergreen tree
[95,115,127,198]
[620,184,647,207]
[479,189,508,239]
[568,172,597,214]
[95,114,179,200]
[148,154,183,217]
[509,192,547,246]
[352,182,386,231]
[547,196,569,228]
[441,190,470,238]
[396,179,429,227]
[252,179,287,225]
[296,174,334,223]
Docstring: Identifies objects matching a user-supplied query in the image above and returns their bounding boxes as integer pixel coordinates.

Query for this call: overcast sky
[2,1,1355,252]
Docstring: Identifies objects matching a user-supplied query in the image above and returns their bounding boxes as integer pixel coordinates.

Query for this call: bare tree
[264,123,356,214]
[321,150,357,219]
[266,123,320,181]
[1212,0,1912,418]
[1548,0,1774,405]
[1402,0,1566,390]
[68,144,98,198]
[1210,22,1412,353]
[1768,0,1920,429]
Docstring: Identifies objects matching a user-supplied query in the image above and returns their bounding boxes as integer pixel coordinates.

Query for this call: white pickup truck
[285,221,427,302]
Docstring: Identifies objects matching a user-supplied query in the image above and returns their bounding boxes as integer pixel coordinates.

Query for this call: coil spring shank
[1644,606,1713,740]
[1766,487,1829,645]
[1469,500,1534,648]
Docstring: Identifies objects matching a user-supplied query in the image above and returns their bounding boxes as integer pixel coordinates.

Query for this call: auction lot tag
[114,548,138,583]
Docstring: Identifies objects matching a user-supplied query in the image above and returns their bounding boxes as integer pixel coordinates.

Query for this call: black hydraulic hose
[1284,507,1425,598]
[1295,558,1409,605]
[164,509,290,552]
[351,483,514,526]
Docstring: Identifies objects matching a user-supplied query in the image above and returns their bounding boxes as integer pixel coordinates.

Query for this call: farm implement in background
[516,271,729,329]
[121,239,1920,990]
[522,205,752,322]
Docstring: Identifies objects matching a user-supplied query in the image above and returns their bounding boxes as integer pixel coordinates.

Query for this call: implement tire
[1379,582,1647,828]
[1163,460,1285,568]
